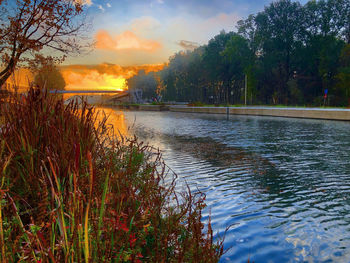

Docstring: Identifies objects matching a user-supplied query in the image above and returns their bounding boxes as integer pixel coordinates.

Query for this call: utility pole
[245,74,247,106]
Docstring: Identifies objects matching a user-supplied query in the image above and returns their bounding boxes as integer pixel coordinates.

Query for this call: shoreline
[108,104,350,121]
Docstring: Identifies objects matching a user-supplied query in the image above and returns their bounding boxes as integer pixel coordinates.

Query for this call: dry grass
[0,87,225,262]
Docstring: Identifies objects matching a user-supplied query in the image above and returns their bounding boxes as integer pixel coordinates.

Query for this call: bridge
[49,89,144,104]
[49,90,124,94]
[107,89,143,104]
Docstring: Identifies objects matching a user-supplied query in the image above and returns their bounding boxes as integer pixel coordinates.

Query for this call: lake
[100,108,350,263]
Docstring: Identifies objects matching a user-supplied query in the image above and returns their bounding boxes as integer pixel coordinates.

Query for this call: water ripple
[105,109,350,263]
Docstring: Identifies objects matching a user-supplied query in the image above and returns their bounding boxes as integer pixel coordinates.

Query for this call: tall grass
[0,88,225,262]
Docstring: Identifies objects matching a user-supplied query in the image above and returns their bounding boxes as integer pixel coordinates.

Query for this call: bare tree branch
[0,0,90,88]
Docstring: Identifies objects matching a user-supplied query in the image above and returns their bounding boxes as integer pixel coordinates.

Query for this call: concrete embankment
[139,105,170,111]
[169,106,350,121]
[110,104,169,111]
[110,104,350,121]
[169,106,228,114]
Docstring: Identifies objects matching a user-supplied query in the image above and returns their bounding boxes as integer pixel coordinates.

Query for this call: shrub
[0,88,225,262]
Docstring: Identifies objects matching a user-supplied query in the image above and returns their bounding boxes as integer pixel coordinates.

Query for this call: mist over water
[103,109,350,263]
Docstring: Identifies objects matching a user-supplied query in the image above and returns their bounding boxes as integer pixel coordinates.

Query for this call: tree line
[128,0,350,106]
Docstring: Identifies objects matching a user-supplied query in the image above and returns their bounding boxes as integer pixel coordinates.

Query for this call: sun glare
[60,63,165,92]
[61,70,128,91]
[96,75,127,91]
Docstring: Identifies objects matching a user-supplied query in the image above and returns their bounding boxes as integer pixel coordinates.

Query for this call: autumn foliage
[0,0,89,88]
[0,88,225,262]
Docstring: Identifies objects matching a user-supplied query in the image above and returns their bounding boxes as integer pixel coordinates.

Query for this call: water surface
[102,108,350,263]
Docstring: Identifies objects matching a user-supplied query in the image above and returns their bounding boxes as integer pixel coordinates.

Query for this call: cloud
[60,63,165,91]
[95,30,162,52]
[98,5,105,11]
[177,40,199,50]
[130,16,161,35]
[74,0,92,6]
[106,3,111,8]
[204,12,240,29]
[63,71,127,91]
[167,12,241,44]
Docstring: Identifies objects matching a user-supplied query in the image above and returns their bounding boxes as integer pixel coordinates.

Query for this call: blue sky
[67,0,309,66]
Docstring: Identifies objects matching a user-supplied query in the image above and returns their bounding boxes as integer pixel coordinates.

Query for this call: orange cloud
[95,30,162,52]
[74,0,92,6]
[61,63,165,91]
[62,70,127,91]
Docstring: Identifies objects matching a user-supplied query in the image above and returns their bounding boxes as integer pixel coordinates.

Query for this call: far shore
[105,104,350,121]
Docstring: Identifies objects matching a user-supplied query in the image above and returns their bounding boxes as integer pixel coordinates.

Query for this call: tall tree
[253,0,304,103]
[161,51,193,102]
[335,44,350,105]
[332,0,350,43]
[202,31,235,103]
[222,34,256,103]
[0,0,89,89]
[127,70,158,100]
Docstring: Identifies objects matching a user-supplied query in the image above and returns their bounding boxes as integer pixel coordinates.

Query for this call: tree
[335,44,350,105]
[293,1,347,105]
[144,0,350,106]
[222,34,256,103]
[127,70,158,100]
[332,0,350,43]
[184,47,206,102]
[202,31,235,104]
[33,57,66,91]
[254,0,304,103]
[0,0,89,89]
[161,50,194,102]
[237,14,258,52]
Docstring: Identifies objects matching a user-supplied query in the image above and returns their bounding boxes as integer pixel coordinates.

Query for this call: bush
[0,88,225,262]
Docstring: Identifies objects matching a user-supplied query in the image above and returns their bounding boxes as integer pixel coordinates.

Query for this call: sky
[67,0,309,66]
[62,0,308,90]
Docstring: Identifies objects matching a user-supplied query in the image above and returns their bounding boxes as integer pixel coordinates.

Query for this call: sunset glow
[60,63,165,91]
[62,70,127,91]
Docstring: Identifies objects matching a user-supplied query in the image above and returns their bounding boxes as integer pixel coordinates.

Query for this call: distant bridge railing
[49,90,123,94]
[48,90,143,104]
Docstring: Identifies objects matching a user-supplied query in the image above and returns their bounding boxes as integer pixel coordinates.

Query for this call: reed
[0,88,225,262]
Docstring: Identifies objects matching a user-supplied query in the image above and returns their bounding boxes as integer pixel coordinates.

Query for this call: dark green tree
[335,44,350,105]
[202,31,235,104]
[222,34,256,103]
[253,0,304,104]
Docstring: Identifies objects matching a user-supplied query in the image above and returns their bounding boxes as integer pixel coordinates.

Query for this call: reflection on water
[94,107,129,139]
[98,108,350,263]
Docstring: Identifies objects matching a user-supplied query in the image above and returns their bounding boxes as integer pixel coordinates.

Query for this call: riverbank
[0,90,224,262]
[110,104,350,121]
